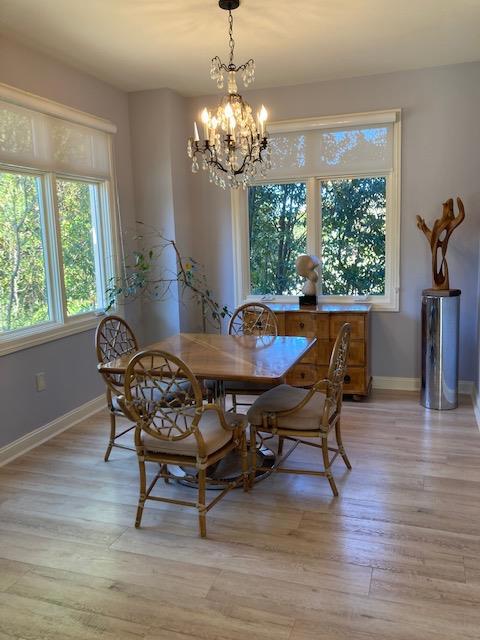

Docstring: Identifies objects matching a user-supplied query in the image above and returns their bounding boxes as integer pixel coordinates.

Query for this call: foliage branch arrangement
[106,222,230,332]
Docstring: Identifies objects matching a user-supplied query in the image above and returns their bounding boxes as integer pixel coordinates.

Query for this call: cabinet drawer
[285,313,317,337]
[330,314,365,340]
[343,367,366,393]
[286,363,318,387]
[300,342,317,364]
[293,340,364,368]
[317,340,332,365]
[285,312,330,338]
[346,340,365,366]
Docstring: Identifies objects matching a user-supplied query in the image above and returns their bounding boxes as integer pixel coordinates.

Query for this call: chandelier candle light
[187,0,271,189]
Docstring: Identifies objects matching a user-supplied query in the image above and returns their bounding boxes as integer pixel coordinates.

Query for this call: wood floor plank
[0,591,149,640]
[208,569,480,640]
[298,511,480,558]
[464,556,480,585]
[109,522,465,580]
[0,486,304,535]
[0,558,31,592]
[111,526,372,596]
[299,495,480,536]
[288,617,462,640]
[370,568,480,607]
[6,566,294,640]
[0,502,127,547]
[0,530,218,598]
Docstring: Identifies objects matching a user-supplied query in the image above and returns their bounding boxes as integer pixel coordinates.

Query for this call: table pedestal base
[176,444,276,490]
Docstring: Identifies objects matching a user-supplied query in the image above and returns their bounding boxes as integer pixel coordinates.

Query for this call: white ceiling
[1,0,480,96]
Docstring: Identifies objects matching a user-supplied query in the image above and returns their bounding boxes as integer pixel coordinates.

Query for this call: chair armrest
[115,394,137,422]
[313,377,330,391]
[200,403,247,432]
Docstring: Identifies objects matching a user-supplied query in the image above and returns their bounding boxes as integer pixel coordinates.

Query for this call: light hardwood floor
[1,390,480,639]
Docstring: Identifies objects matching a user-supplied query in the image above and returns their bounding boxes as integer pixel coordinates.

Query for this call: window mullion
[45,173,68,323]
[36,174,56,324]
[90,183,106,310]
[306,177,321,295]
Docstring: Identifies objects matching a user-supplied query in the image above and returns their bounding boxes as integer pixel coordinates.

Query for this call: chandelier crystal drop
[187,0,271,189]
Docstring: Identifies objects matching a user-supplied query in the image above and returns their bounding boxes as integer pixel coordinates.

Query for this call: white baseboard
[372,376,473,395]
[0,394,105,467]
[372,376,420,391]
[472,386,480,430]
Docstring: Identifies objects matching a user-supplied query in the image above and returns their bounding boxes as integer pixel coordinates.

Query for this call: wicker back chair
[228,302,279,337]
[95,315,138,461]
[247,323,352,496]
[219,302,279,410]
[123,350,249,537]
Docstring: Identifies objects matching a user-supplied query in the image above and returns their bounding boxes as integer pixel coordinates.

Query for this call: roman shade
[266,112,396,180]
[0,94,112,179]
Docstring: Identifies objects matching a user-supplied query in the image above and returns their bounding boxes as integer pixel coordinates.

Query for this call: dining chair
[95,314,138,461]
[210,302,279,409]
[247,323,352,496]
[121,349,249,537]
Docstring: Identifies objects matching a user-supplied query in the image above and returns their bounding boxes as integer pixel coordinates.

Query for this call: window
[249,182,307,295]
[0,85,118,355]
[0,171,49,331]
[233,110,401,311]
[320,176,386,296]
[57,178,107,316]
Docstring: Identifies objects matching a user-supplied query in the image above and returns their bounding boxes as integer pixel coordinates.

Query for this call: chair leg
[335,420,352,470]
[232,393,238,412]
[161,463,170,483]
[198,469,207,538]
[249,426,257,487]
[135,456,147,528]
[322,435,338,497]
[277,436,284,456]
[104,411,116,462]
[240,431,249,492]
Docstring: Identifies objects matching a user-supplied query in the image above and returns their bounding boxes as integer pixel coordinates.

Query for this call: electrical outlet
[36,372,46,392]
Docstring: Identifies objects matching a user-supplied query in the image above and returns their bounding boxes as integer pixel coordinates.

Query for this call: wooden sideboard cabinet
[267,302,372,398]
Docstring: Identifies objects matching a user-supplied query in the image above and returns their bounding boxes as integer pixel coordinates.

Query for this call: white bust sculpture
[296,254,320,296]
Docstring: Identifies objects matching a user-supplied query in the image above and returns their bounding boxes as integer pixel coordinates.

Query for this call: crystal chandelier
[187,0,271,189]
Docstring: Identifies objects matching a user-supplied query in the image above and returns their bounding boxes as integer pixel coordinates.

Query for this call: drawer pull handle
[299,322,305,329]
[344,374,351,384]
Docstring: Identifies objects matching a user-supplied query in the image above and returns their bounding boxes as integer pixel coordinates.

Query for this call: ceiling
[1,0,480,96]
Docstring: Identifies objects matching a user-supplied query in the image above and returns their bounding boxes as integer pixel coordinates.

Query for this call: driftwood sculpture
[416,197,465,290]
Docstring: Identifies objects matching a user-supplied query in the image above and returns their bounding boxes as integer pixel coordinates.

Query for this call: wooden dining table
[100,332,317,400]
[99,332,317,485]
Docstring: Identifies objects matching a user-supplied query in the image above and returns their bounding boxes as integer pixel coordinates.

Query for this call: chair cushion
[247,384,329,430]
[141,410,246,457]
[110,380,191,413]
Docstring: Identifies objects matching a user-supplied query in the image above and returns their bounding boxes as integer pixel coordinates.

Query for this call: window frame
[231,109,401,312]
[0,161,120,357]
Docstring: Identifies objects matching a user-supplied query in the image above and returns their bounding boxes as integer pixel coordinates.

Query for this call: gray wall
[128,88,205,340]
[0,37,137,448]
[186,62,480,381]
[128,89,180,344]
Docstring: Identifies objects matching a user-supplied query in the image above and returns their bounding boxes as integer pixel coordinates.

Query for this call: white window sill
[245,294,399,312]
[0,313,103,357]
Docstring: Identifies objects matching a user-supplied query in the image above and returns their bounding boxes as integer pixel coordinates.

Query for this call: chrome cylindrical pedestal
[421,289,460,410]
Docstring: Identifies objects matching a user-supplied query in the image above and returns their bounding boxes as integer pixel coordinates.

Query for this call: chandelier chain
[187,1,270,188]
[228,10,235,65]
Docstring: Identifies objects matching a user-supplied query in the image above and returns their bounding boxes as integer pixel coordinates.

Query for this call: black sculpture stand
[299,295,317,307]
